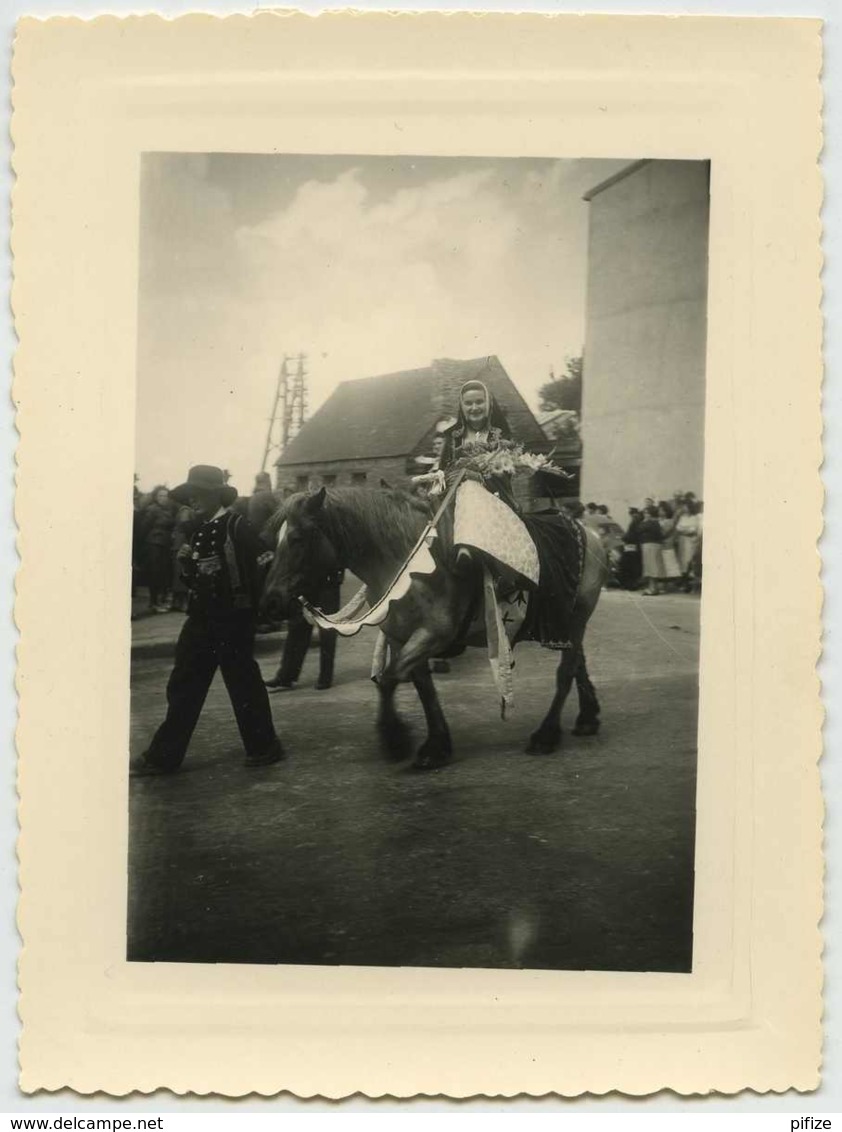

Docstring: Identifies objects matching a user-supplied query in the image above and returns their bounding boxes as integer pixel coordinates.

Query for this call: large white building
[579,159,710,514]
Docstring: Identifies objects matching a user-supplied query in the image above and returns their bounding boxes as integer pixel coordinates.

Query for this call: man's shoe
[129,755,176,778]
[244,741,285,767]
[314,679,332,690]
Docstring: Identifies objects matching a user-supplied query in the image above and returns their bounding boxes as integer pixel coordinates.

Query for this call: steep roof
[276,367,433,466]
[276,355,548,467]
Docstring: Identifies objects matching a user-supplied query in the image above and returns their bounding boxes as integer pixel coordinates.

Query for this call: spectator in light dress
[658,501,683,588]
[638,504,665,595]
[676,499,703,590]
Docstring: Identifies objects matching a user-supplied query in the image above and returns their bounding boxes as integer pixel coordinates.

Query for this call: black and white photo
[129,153,708,972]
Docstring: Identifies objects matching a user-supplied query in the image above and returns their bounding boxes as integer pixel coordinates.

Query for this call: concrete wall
[580,160,709,516]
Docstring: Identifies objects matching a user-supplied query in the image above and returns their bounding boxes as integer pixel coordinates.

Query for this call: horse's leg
[525,524,607,755]
[388,622,456,769]
[572,648,601,736]
[409,663,453,771]
[526,642,580,755]
[393,623,447,682]
[376,674,414,761]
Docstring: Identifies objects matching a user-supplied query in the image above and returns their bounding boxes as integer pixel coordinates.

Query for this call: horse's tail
[577,525,610,610]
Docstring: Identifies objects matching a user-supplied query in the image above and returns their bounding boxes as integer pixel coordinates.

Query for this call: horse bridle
[276,515,341,600]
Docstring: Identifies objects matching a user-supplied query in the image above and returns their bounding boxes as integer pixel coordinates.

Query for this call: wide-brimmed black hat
[171,465,238,507]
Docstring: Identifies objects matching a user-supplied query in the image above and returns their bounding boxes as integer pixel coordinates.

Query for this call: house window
[295,475,309,491]
[351,472,367,485]
[322,474,337,487]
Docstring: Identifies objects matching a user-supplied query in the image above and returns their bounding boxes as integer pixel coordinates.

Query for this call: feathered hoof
[525,730,561,755]
[378,720,414,761]
[572,719,601,737]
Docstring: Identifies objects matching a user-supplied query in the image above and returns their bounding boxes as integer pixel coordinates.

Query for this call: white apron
[453,479,540,585]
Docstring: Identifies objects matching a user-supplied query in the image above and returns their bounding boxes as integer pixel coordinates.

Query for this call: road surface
[128,588,699,972]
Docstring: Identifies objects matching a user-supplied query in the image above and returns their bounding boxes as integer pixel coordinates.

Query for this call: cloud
[226,165,539,393]
[135,156,609,490]
[234,166,519,323]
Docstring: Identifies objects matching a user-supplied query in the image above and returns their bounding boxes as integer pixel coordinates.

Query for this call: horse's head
[260,487,341,621]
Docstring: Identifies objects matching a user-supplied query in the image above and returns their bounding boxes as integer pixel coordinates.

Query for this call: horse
[261,486,608,770]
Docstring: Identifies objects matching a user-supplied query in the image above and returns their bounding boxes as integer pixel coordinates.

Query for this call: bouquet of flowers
[451,439,573,481]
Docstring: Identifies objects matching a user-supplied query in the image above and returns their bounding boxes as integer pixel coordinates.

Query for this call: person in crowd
[595,508,625,587]
[688,498,704,588]
[694,502,704,585]
[675,497,702,591]
[130,464,284,777]
[248,471,279,531]
[595,506,624,540]
[245,472,283,632]
[582,501,603,531]
[638,504,665,595]
[658,500,683,589]
[264,568,344,693]
[619,507,643,589]
[410,433,448,497]
[596,503,619,527]
[142,486,176,613]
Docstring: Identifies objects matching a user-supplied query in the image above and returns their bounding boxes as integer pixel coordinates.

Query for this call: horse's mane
[265,486,452,566]
[318,487,434,562]
[261,504,287,544]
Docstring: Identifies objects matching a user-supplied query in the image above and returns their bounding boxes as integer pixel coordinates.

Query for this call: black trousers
[619,548,642,590]
[145,610,280,770]
[276,587,340,686]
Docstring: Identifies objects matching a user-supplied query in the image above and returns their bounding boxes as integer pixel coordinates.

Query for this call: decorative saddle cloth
[442,508,586,654]
[518,509,587,650]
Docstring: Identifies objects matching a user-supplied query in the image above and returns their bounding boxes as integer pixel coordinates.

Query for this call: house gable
[276,355,548,475]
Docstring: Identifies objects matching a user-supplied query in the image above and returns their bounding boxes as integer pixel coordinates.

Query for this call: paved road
[128,590,699,972]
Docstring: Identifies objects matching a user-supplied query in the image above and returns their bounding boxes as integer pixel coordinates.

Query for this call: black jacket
[181,511,265,617]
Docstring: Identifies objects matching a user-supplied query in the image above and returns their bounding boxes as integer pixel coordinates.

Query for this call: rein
[298,470,467,636]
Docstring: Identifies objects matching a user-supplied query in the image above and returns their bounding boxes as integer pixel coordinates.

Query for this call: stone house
[275,355,560,508]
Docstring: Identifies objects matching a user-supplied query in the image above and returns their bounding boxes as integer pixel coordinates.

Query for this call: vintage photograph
[128,152,708,972]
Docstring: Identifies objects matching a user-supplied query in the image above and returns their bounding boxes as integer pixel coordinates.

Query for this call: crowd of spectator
[563,493,703,594]
[132,472,703,616]
[132,472,281,615]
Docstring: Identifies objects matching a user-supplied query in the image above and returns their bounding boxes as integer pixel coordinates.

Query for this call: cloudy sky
[135,152,628,493]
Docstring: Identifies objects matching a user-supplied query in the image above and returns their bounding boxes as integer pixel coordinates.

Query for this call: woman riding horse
[439,380,540,588]
[261,384,608,770]
[440,379,588,652]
